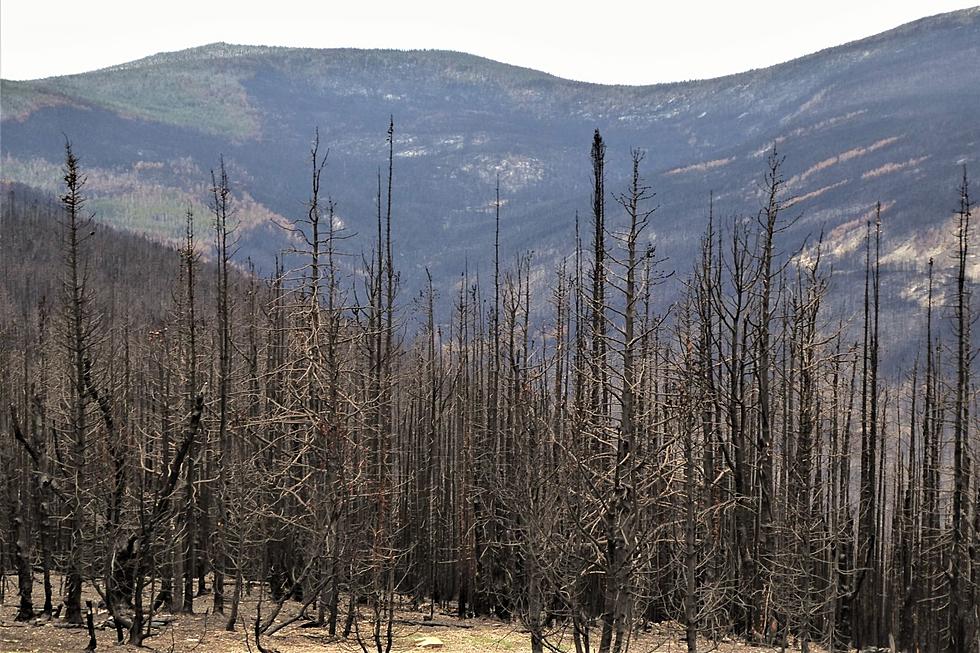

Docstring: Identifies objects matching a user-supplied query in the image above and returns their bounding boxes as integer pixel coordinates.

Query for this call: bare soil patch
[0,578,818,652]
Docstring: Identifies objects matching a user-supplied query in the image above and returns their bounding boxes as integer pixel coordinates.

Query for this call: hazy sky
[1,1,975,84]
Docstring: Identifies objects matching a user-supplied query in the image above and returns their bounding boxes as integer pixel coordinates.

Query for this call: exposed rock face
[415,635,444,648]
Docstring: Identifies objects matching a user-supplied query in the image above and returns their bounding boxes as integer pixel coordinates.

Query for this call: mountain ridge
[5,6,979,134]
[2,8,978,364]
[11,6,980,88]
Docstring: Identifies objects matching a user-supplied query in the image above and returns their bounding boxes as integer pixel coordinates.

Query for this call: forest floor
[1,578,823,653]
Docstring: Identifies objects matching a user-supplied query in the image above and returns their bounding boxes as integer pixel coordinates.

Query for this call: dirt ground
[0,578,818,652]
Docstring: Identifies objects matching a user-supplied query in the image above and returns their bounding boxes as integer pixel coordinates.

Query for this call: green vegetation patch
[4,64,261,140]
[1,155,63,192]
[0,79,69,119]
[1,154,281,243]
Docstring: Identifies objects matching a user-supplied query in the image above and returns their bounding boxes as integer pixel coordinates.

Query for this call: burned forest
[0,121,977,653]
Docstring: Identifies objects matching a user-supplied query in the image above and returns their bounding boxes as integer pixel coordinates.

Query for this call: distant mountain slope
[0,182,220,325]
[2,8,978,359]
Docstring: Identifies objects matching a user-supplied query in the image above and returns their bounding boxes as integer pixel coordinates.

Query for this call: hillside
[2,8,979,357]
[3,12,980,652]
[0,182,220,328]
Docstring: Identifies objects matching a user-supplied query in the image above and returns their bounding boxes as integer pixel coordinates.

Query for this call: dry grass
[1,578,820,652]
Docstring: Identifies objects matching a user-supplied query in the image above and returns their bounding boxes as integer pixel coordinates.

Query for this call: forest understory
[0,574,827,653]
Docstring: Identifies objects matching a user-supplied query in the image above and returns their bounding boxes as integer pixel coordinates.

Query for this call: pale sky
[1,1,976,85]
